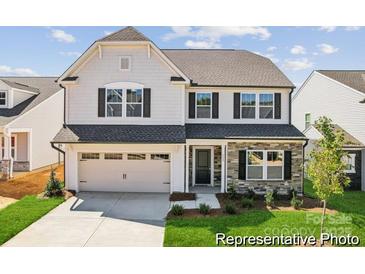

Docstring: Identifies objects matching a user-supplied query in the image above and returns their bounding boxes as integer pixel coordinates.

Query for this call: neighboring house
[52,26,306,195]
[292,70,365,191]
[0,77,64,179]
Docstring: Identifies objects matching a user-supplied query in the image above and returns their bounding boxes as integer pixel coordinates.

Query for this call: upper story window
[120,56,131,71]
[106,89,123,117]
[305,113,311,129]
[259,94,274,119]
[0,91,7,107]
[126,89,142,117]
[241,93,256,119]
[196,93,211,118]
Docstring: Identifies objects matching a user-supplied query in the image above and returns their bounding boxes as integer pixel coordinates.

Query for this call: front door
[195,149,211,185]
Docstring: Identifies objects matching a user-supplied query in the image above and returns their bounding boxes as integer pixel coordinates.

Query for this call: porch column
[221,144,226,192]
[185,144,189,192]
[1,129,13,180]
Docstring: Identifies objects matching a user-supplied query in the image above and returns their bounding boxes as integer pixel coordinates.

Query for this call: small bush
[290,191,303,210]
[199,203,211,215]
[241,197,254,209]
[243,189,256,200]
[227,182,238,200]
[264,191,275,207]
[44,168,63,197]
[224,203,237,214]
[171,204,184,216]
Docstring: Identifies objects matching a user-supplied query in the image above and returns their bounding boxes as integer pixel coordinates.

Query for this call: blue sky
[0,26,364,86]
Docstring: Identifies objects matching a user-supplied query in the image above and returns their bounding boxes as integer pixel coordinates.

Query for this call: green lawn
[0,196,64,245]
[164,181,365,247]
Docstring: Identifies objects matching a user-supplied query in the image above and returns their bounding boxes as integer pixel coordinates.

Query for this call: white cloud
[185,40,221,49]
[318,26,337,32]
[0,65,39,76]
[267,46,277,52]
[163,26,271,42]
[283,58,313,71]
[59,51,81,57]
[345,26,361,31]
[290,45,306,55]
[51,29,76,43]
[104,30,114,36]
[317,43,339,54]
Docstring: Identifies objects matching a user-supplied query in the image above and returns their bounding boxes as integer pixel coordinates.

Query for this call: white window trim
[126,88,144,118]
[0,90,8,108]
[258,92,275,120]
[0,134,17,161]
[119,56,131,72]
[344,153,356,174]
[246,150,284,181]
[240,92,256,119]
[105,89,123,117]
[305,112,311,130]
[195,92,212,119]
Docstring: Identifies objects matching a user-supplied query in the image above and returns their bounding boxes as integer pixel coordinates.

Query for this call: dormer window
[0,91,7,107]
[120,56,131,71]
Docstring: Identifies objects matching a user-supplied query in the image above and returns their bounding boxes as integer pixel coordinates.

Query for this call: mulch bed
[170,192,196,201]
[37,189,74,200]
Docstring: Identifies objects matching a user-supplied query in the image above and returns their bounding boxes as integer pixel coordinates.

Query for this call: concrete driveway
[3,192,170,247]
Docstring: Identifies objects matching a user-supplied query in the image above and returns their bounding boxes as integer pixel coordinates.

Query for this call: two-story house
[52,27,306,196]
[292,70,365,191]
[0,77,64,179]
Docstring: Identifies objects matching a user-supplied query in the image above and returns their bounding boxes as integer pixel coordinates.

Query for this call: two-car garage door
[78,152,170,192]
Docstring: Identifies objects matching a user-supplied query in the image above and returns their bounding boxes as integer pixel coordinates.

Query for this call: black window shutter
[238,150,247,180]
[98,88,106,117]
[274,93,281,119]
[143,88,151,117]
[233,93,240,119]
[212,92,219,119]
[188,92,196,119]
[284,151,292,180]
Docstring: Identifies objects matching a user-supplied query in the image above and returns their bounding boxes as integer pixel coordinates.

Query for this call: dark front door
[195,149,211,184]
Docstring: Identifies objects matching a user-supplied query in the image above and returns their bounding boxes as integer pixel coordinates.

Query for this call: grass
[0,195,64,245]
[164,180,365,247]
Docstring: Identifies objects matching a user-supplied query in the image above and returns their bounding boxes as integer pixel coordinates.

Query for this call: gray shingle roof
[97,26,150,42]
[52,125,186,143]
[163,49,294,88]
[0,77,61,126]
[186,124,306,139]
[314,124,364,148]
[317,70,365,94]
[1,79,40,93]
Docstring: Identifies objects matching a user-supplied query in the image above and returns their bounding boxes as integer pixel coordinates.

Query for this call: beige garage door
[78,153,170,192]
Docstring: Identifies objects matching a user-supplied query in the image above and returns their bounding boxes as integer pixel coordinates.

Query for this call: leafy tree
[307,117,350,242]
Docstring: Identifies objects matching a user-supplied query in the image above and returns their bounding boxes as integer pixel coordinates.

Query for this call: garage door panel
[78,153,170,192]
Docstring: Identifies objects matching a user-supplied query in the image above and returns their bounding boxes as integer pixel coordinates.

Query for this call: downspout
[302,139,309,196]
[289,87,295,125]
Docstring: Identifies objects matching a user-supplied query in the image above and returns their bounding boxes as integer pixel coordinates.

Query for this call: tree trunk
[320,199,327,247]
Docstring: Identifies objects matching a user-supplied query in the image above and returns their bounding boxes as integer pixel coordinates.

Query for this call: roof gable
[97,26,150,42]
[317,70,365,94]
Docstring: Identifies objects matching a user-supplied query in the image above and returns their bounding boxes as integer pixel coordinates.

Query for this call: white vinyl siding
[66,46,183,125]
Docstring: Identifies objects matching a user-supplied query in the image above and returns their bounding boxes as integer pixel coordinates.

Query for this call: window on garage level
[104,153,123,160]
[127,153,146,160]
[81,153,100,160]
[151,154,170,160]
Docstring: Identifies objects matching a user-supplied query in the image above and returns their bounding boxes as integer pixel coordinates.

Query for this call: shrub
[290,191,303,210]
[227,182,238,200]
[241,197,254,209]
[44,168,63,197]
[243,189,256,200]
[264,191,275,207]
[171,204,184,216]
[199,203,211,215]
[224,203,237,214]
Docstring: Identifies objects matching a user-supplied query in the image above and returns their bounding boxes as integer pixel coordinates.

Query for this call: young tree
[307,117,350,242]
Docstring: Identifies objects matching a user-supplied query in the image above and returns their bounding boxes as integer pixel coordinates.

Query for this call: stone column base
[1,159,11,180]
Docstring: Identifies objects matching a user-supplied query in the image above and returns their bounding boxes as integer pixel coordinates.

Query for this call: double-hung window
[305,113,311,129]
[241,93,256,119]
[247,150,283,180]
[196,93,212,118]
[126,89,142,117]
[343,153,356,173]
[106,89,123,117]
[259,94,274,119]
[0,91,7,107]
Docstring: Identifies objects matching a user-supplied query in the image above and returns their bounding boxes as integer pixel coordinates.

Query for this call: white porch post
[221,144,226,193]
[1,129,13,179]
[185,144,189,193]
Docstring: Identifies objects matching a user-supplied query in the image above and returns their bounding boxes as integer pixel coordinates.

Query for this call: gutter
[289,87,295,125]
[302,139,309,196]
[59,83,66,124]
[51,142,66,188]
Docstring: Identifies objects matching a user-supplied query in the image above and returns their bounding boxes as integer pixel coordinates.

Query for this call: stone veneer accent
[227,141,304,194]
[13,161,30,172]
